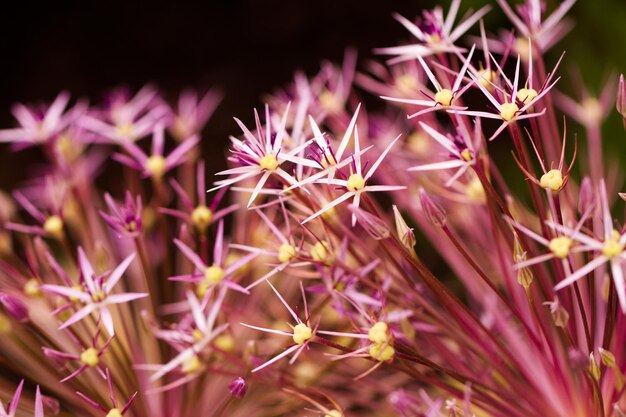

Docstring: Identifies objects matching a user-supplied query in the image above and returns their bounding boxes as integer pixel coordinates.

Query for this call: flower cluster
[1,1,626,417]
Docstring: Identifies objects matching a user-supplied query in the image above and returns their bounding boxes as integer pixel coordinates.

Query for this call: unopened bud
[349,206,390,240]
[589,352,601,381]
[513,237,533,288]
[599,348,616,368]
[617,74,626,119]
[42,395,61,416]
[418,189,446,228]
[228,377,247,398]
[578,177,595,215]
[392,205,416,250]
[0,292,29,322]
[544,298,569,327]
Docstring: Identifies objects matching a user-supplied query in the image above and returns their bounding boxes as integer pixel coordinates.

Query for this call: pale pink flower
[376,0,490,62]
[41,248,146,336]
[382,45,476,118]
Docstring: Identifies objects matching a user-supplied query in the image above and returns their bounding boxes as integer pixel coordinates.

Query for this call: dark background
[0,0,625,189]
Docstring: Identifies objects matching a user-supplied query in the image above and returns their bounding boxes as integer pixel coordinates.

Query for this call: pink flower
[41,248,146,335]
[382,45,476,118]
[113,124,199,181]
[376,1,490,62]
[0,91,85,148]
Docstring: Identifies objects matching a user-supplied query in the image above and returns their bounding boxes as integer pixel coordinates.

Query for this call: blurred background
[0,0,625,189]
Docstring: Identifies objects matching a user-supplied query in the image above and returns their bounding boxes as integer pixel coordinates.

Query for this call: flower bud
[513,237,533,288]
[617,74,626,118]
[392,205,416,251]
[0,292,29,322]
[349,206,390,240]
[42,395,61,416]
[589,352,601,381]
[418,189,446,228]
[578,177,595,215]
[228,377,247,398]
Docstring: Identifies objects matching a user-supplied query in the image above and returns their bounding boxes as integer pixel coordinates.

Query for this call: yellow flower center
[426,33,441,45]
[602,231,624,258]
[24,279,41,297]
[434,88,454,106]
[395,74,418,95]
[320,151,337,169]
[499,102,519,121]
[540,169,564,191]
[214,334,235,352]
[465,177,485,203]
[407,132,431,157]
[548,236,572,259]
[346,173,365,192]
[292,323,313,345]
[115,123,134,138]
[80,347,99,367]
[92,291,106,303]
[369,343,395,362]
[368,321,389,344]
[311,241,329,262]
[477,69,497,89]
[106,409,123,417]
[460,149,472,162]
[145,155,167,178]
[517,88,538,106]
[192,329,204,341]
[515,37,530,58]
[204,265,224,284]
[325,411,343,417]
[277,243,297,263]
[319,90,342,114]
[259,154,279,171]
[0,313,11,334]
[43,215,64,239]
[182,354,203,374]
[191,205,213,231]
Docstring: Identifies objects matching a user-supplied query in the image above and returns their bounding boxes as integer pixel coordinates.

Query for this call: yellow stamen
[92,291,106,303]
[319,90,342,114]
[465,177,485,203]
[517,88,538,106]
[395,74,418,95]
[325,410,343,417]
[311,241,329,262]
[368,321,389,344]
[540,169,564,191]
[80,347,99,367]
[346,173,365,192]
[145,155,166,178]
[24,279,41,297]
[259,154,279,171]
[0,313,11,334]
[292,323,313,345]
[192,329,204,342]
[115,123,134,138]
[477,68,497,90]
[369,343,395,361]
[191,205,213,231]
[181,354,202,374]
[548,236,572,259]
[434,88,453,106]
[602,230,624,258]
[499,102,519,121]
[204,265,224,284]
[106,409,123,417]
[214,334,235,352]
[43,215,64,239]
[277,243,297,263]
[460,149,472,162]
